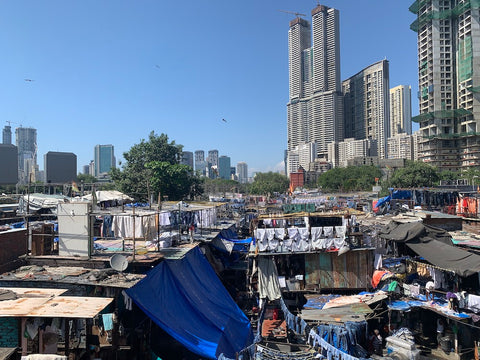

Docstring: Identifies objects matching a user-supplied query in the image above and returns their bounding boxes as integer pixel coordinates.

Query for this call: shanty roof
[0,287,112,318]
[379,221,480,277]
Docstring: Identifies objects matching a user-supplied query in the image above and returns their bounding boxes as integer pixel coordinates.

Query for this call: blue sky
[0,1,418,176]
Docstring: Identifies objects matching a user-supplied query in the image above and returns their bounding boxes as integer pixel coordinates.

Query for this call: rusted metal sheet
[0,287,67,297]
[0,288,113,318]
[28,296,113,318]
[304,250,374,290]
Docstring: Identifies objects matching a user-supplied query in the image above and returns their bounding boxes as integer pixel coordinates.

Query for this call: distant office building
[287,4,344,162]
[94,144,115,178]
[410,0,480,170]
[207,150,219,167]
[328,138,378,168]
[15,127,37,184]
[82,165,90,175]
[287,142,316,176]
[237,162,248,184]
[89,160,95,177]
[181,151,194,169]
[387,133,415,161]
[218,156,231,180]
[2,125,12,145]
[44,151,77,184]
[0,144,18,184]
[390,85,412,136]
[343,60,390,159]
[230,167,236,179]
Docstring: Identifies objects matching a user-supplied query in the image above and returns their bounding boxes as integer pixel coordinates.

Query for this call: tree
[146,161,203,201]
[110,132,191,201]
[388,161,440,188]
[248,172,289,195]
[317,166,381,192]
[77,173,97,184]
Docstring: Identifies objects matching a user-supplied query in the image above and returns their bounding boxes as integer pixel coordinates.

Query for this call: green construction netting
[424,131,480,140]
[412,108,472,123]
[467,86,480,93]
[409,0,429,14]
[410,0,480,32]
[458,36,473,83]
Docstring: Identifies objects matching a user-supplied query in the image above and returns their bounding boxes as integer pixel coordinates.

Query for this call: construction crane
[279,10,306,18]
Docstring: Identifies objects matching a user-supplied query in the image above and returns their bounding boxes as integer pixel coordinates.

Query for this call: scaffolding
[412,108,472,122]
[410,0,480,32]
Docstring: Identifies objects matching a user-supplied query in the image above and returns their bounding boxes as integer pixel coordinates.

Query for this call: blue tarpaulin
[125,247,253,359]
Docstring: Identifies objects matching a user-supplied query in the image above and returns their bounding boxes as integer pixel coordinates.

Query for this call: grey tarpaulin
[257,257,282,301]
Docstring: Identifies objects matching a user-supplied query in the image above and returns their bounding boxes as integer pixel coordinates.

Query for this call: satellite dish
[110,254,128,272]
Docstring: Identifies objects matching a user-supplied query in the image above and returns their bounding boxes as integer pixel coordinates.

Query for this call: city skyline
[0,1,418,175]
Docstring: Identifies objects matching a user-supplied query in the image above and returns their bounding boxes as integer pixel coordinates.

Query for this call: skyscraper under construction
[410,0,480,170]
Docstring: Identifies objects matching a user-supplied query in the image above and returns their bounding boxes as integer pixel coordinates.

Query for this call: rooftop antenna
[279,10,307,18]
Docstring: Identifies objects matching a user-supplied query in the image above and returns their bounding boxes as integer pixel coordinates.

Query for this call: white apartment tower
[410,0,480,170]
[287,5,344,161]
[342,60,390,159]
[237,162,248,184]
[387,134,415,161]
[15,127,37,184]
[390,85,412,136]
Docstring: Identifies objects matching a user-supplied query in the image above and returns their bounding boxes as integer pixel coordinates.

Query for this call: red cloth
[371,270,388,288]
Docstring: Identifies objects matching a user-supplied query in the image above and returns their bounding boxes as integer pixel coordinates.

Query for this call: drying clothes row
[456,196,480,216]
[279,298,308,335]
[308,330,364,360]
[112,215,157,241]
[255,226,347,252]
[157,207,218,228]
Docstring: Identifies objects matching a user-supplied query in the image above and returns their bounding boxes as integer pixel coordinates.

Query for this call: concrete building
[287,5,344,162]
[328,138,378,168]
[287,142,316,176]
[237,162,248,184]
[15,127,37,184]
[94,144,115,178]
[342,60,390,159]
[410,0,480,170]
[0,144,18,184]
[2,125,12,145]
[181,151,194,169]
[44,151,77,184]
[390,85,412,136]
[387,133,415,161]
[218,156,231,180]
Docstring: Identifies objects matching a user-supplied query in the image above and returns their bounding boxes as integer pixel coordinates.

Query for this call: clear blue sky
[0,1,419,176]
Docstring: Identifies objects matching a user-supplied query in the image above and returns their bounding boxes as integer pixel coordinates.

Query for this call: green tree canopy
[248,172,289,195]
[317,165,381,192]
[77,173,97,184]
[110,131,192,201]
[388,161,440,188]
[146,161,203,201]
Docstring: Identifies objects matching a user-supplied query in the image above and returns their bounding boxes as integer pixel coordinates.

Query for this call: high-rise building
[387,134,415,161]
[15,127,37,184]
[207,150,219,167]
[94,144,115,178]
[181,151,194,169]
[410,0,480,170]
[2,125,12,145]
[287,5,344,161]
[194,150,206,176]
[343,60,390,159]
[44,151,77,184]
[218,156,231,180]
[287,142,317,175]
[207,150,219,178]
[328,138,378,168]
[0,144,18,184]
[237,162,248,184]
[390,85,412,136]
